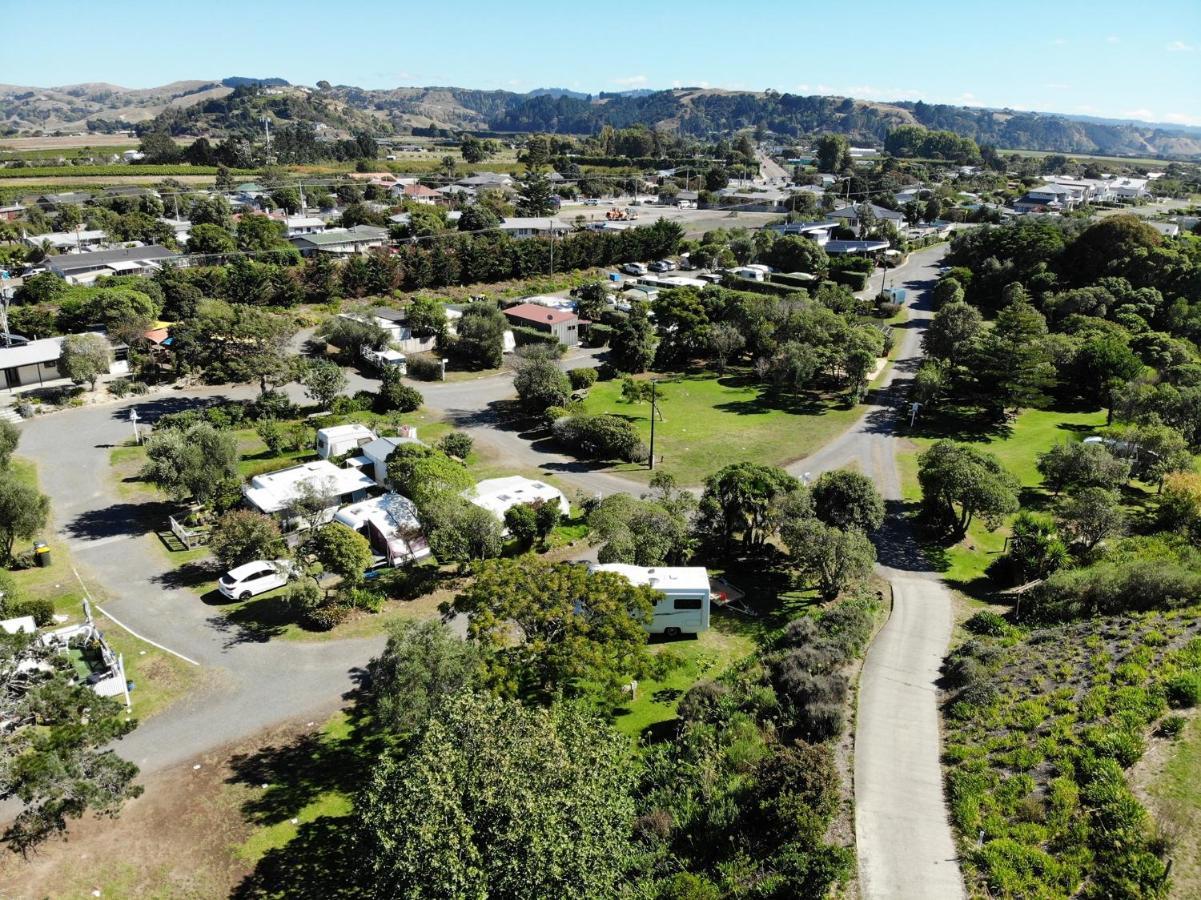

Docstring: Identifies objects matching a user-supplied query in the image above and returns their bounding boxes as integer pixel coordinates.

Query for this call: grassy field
[897,407,1109,596]
[612,617,755,740]
[579,371,865,486]
[999,147,1179,167]
[1145,714,1201,898]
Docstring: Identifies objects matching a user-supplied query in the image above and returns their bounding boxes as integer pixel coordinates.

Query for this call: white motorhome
[590,564,711,636]
[315,424,378,459]
[361,346,407,374]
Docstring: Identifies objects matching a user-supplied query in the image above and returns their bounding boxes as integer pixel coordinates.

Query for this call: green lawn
[612,617,756,741]
[579,371,866,486]
[899,407,1110,595]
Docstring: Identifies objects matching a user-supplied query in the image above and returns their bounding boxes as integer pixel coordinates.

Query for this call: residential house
[824,238,890,256]
[290,225,389,257]
[0,203,24,221]
[497,217,570,238]
[159,217,192,245]
[34,192,92,212]
[243,460,376,529]
[402,183,442,206]
[25,229,108,253]
[360,426,424,485]
[333,493,431,566]
[1013,183,1089,213]
[45,245,178,285]
[714,186,791,212]
[456,172,516,191]
[826,203,907,230]
[768,221,836,245]
[465,476,570,523]
[1,334,127,392]
[503,302,579,346]
[284,216,327,238]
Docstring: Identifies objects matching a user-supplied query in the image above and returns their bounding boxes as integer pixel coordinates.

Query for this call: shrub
[108,377,132,398]
[552,413,643,462]
[1164,672,1201,708]
[965,610,1011,636]
[586,323,613,347]
[342,585,385,613]
[331,393,374,415]
[248,391,298,421]
[678,680,732,724]
[438,432,473,459]
[405,354,444,381]
[285,578,323,616]
[210,509,286,570]
[377,374,423,413]
[129,381,150,395]
[4,596,54,626]
[1158,715,1187,739]
[302,603,352,631]
[568,367,598,391]
[876,301,901,318]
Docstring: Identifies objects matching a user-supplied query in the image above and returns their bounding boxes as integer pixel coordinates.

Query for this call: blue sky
[6,0,1200,125]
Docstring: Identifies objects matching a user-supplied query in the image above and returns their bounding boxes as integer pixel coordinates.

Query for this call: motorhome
[590,564,711,636]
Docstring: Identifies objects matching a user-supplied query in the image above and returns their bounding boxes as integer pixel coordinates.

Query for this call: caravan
[590,564,711,636]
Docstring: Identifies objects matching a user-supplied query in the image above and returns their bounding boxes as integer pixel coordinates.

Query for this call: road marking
[70,565,201,667]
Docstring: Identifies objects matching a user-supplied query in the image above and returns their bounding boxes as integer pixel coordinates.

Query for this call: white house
[334,493,431,566]
[590,564,712,636]
[465,476,569,522]
[498,217,571,239]
[1,334,127,393]
[44,245,178,285]
[25,229,108,253]
[284,216,327,238]
[243,460,375,528]
[315,424,377,459]
[291,225,388,257]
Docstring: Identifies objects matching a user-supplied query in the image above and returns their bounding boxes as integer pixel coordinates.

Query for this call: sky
[5,0,1200,126]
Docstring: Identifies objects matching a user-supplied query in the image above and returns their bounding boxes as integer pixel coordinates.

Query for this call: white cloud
[1051,37,1068,45]
[1163,112,1201,126]
[612,74,648,87]
[1122,108,1155,120]
[1106,35,1120,44]
[1166,40,1195,52]
[957,92,981,106]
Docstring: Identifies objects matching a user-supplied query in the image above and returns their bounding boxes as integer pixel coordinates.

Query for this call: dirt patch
[0,716,333,899]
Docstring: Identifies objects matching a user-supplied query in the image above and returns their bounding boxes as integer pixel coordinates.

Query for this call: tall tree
[356,692,636,899]
[449,557,654,701]
[140,422,239,509]
[918,440,1020,537]
[973,297,1056,414]
[0,472,49,564]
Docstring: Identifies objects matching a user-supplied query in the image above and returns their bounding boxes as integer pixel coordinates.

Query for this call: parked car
[622,262,648,276]
[648,260,672,272]
[219,560,295,601]
[361,346,407,374]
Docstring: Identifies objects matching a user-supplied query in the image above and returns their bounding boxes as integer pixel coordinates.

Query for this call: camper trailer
[315,424,378,459]
[334,493,431,567]
[590,564,711,636]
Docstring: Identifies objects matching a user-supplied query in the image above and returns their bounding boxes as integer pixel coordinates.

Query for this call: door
[4,367,19,389]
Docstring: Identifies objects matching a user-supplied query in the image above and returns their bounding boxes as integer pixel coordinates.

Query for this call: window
[673,597,703,610]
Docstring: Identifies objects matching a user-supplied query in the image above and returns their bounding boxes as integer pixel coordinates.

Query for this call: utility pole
[0,275,11,348]
[647,380,663,469]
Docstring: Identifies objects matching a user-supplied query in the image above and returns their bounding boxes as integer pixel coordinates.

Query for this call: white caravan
[590,564,711,636]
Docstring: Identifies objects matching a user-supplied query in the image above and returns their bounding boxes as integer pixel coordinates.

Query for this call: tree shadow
[65,500,173,540]
[230,816,371,900]
[107,393,234,425]
[206,597,292,646]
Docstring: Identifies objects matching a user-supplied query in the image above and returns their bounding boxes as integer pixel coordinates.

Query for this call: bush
[377,374,423,413]
[129,381,150,395]
[511,325,562,349]
[302,603,352,631]
[1164,672,1201,708]
[4,596,54,626]
[552,413,642,462]
[405,354,444,381]
[586,323,613,347]
[342,585,385,613]
[1158,715,1187,739]
[248,390,298,421]
[108,377,132,398]
[965,610,1010,636]
[331,393,374,415]
[438,432,473,460]
[876,301,901,318]
[568,367,598,391]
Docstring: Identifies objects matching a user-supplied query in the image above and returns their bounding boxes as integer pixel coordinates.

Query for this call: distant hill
[221,76,291,89]
[2,79,1199,160]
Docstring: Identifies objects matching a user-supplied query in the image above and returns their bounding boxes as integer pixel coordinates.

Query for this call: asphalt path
[788,244,965,898]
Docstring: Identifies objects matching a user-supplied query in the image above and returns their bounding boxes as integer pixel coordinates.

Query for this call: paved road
[789,244,965,899]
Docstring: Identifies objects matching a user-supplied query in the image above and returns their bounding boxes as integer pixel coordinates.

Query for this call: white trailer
[590,564,711,636]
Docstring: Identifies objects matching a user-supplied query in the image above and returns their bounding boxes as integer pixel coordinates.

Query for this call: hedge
[0,164,259,179]
[510,325,563,349]
[719,274,802,297]
[768,272,819,291]
[828,269,870,291]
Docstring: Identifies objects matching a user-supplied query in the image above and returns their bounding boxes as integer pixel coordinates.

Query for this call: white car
[622,262,648,276]
[219,560,295,601]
